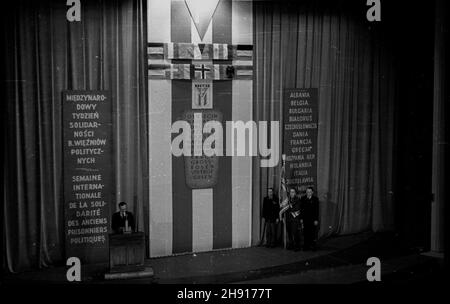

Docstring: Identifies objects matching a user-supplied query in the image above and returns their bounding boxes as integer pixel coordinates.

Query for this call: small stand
[104,232,154,280]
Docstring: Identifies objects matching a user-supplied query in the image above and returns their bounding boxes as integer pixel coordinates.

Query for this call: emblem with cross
[194,64,211,80]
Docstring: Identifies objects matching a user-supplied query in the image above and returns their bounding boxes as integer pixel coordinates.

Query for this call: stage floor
[2,231,442,284]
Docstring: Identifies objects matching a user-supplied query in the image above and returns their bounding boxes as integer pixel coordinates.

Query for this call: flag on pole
[279,154,290,249]
[279,154,289,210]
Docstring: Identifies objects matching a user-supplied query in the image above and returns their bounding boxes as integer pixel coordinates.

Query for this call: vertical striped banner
[148,0,253,257]
[148,0,172,257]
[190,1,214,253]
[212,0,233,250]
[171,0,193,254]
[231,0,253,248]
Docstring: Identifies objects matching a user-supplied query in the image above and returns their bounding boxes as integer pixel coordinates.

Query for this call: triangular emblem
[185,0,220,41]
[198,43,206,56]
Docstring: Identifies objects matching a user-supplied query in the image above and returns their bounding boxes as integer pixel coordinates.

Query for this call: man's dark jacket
[111,211,135,233]
[300,195,319,224]
[262,195,280,222]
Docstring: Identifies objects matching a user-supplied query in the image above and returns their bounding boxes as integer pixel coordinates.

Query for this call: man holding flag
[278,154,289,248]
[279,154,302,251]
[282,188,302,251]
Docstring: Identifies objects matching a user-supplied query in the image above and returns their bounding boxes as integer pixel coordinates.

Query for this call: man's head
[118,202,127,213]
[289,188,297,198]
[268,187,273,198]
[306,187,314,198]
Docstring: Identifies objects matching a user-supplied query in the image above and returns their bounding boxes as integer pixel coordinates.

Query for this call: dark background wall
[317,0,438,248]
[382,1,436,249]
[273,0,438,249]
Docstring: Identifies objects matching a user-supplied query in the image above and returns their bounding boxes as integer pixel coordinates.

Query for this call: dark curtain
[3,0,148,272]
[252,0,396,241]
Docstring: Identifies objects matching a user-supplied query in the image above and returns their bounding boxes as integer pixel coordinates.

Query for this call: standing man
[284,188,302,251]
[262,188,280,247]
[111,202,136,234]
[300,187,319,250]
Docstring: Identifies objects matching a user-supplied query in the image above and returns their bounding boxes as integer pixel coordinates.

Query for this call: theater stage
[3,231,443,284]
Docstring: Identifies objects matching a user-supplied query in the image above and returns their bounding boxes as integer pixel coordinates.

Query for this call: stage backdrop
[148,0,253,257]
[253,0,396,238]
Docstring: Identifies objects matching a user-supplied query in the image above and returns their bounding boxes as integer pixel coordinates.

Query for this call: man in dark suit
[111,202,135,234]
[300,187,319,250]
[262,188,280,247]
[285,188,302,251]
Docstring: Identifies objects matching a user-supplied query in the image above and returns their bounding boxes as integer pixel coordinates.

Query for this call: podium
[105,232,153,280]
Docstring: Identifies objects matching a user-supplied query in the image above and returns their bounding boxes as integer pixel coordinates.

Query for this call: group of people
[113,190,319,253]
[262,186,319,251]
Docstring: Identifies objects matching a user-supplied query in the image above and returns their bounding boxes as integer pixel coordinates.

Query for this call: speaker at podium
[105,202,153,280]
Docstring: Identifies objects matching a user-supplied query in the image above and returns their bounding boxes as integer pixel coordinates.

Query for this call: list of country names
[283,89,318,190]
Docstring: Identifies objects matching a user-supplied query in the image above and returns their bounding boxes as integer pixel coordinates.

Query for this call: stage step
[104,267,154,280]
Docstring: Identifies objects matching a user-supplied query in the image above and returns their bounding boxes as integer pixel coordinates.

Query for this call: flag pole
[279,154,289,249]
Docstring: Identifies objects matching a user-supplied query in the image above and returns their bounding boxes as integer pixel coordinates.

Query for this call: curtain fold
[253,0,396,239]
[3,0,148,273]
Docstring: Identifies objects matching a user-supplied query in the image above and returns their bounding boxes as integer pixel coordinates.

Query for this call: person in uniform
[300,187,319,250]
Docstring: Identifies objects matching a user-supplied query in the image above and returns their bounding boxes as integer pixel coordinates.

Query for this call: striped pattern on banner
[148,63,191,79]
[167,42,230,60]
[148,63,253,80]
[163,42,252,60]
[148,0,172,257]
[231,0,253,248]
[189,0,214,254]
[148,42,165,59]
[148,0,253,257]
[234,44,253,60]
